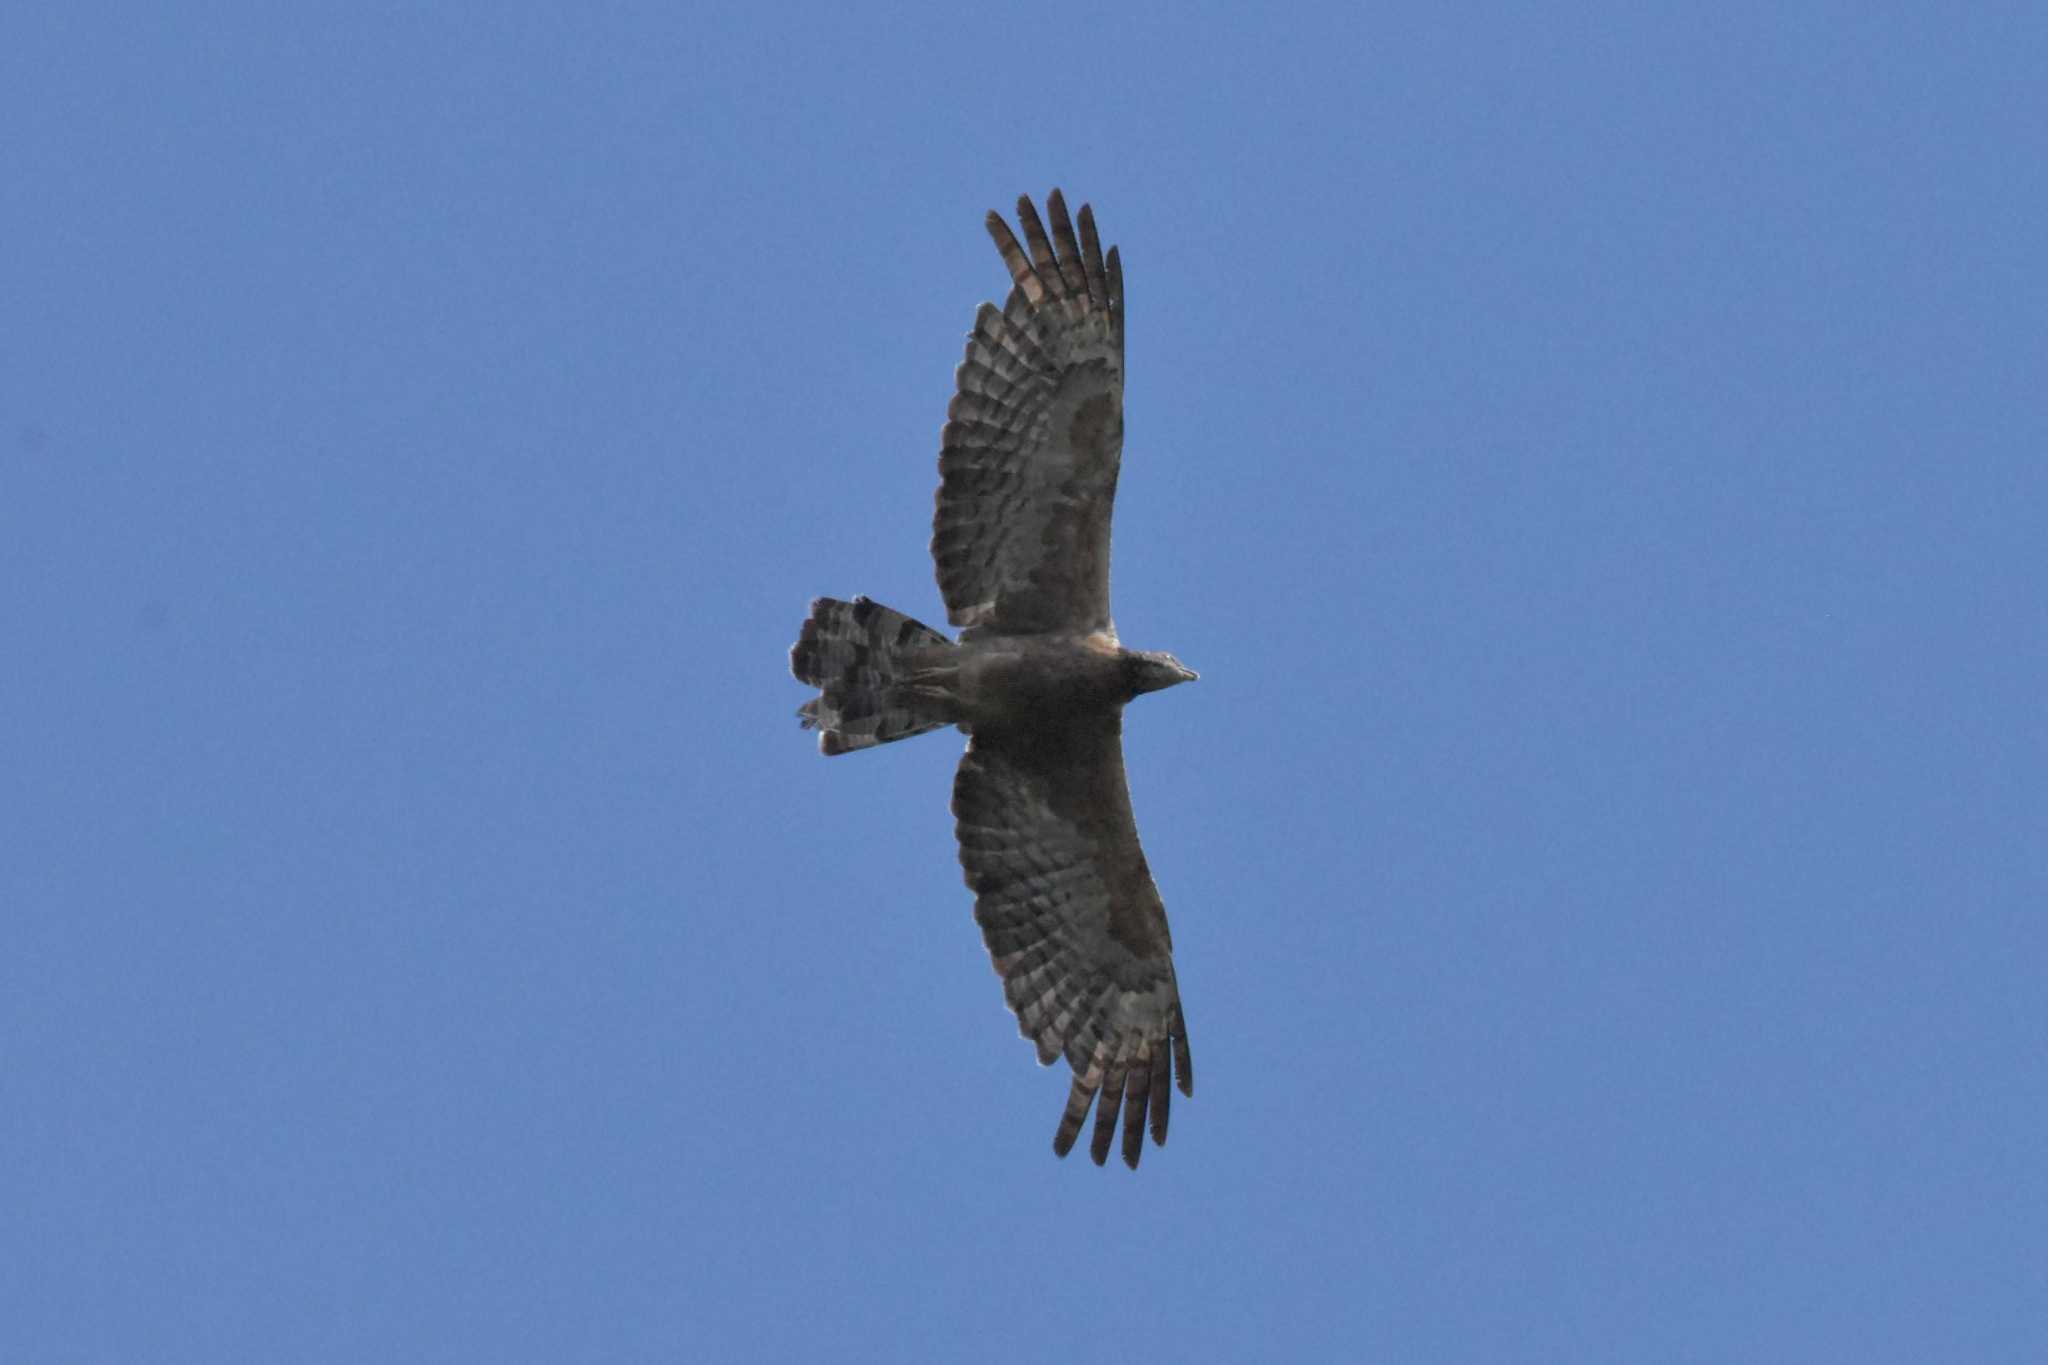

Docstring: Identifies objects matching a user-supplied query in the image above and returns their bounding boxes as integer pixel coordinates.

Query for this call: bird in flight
[791,191,1196,1168]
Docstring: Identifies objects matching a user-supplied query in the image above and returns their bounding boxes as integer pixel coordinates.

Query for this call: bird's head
[1127,649,1199,696]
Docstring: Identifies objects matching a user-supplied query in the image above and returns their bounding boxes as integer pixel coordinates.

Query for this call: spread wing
[933,190,1125,638]
[952,714,1193,1167]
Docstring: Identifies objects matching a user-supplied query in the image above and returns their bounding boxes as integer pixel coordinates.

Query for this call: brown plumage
[791,191,1196,1168]
[936,194,1123,637]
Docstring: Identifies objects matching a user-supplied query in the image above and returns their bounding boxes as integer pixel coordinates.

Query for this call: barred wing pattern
[933,191,1125,638]
[953,716,1193,1168]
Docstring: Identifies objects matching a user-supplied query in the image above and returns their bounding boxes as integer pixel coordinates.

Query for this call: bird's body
[791,191,1196,1167]
[956,631,1127,720]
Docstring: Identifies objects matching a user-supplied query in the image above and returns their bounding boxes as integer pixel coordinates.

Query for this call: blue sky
[5,4,2044,1361]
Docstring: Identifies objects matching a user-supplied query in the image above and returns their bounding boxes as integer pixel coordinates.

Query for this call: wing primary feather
[1052,1073,1097,1159]
[1121,1053,1153,1168]
[985,211,1046,306]
[1044,189,1089,300]
[1172,1009,1193,1097]
[1105,244,1125,348]
[1148,1046,1172,1144]
[1089,1067,1126,1166]
[1012,195,1065,299]
[1077,203,1108,312]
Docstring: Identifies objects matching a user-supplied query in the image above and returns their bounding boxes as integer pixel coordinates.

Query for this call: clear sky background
[5,4,2043,1361]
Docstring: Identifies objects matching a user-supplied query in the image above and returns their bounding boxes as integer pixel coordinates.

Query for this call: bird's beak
[1178,663,1200,683]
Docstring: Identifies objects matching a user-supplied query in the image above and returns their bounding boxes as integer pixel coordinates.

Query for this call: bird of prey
[790,191,1197,1169]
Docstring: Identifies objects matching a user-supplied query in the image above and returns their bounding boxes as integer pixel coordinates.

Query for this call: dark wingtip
[1088,1070,1123,1166]
[1120,1062,1151,1168]
[983,209,1014,258]
[1052,1073,1094,1160]
[1148,1054,1171,1145]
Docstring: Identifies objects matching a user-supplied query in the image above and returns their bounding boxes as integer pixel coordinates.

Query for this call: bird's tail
[790,597,958,755]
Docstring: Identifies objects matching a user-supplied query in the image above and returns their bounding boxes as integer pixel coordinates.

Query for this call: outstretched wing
[952,714,1193,1168]
[933,190,1125,638]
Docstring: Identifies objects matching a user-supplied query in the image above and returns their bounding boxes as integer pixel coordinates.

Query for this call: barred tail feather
[790,596,957,755]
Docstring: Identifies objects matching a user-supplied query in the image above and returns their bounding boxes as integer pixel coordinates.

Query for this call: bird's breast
[959,637,1127,729]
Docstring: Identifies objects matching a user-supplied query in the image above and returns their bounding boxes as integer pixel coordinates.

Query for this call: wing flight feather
[934,190,1126,637]
[952,714,1192,1168]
